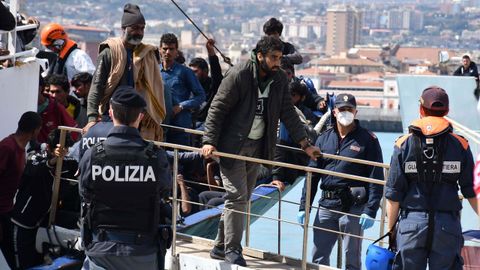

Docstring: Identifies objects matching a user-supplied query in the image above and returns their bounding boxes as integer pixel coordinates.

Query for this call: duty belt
[322,190,338,200]
[92,229,155,246]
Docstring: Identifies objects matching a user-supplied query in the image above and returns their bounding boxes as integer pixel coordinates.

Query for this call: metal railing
[445,116,480,145]
[0,0,39,63]
[52,125,389,270]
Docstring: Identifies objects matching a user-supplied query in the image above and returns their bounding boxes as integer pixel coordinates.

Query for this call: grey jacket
[203,53,307,168]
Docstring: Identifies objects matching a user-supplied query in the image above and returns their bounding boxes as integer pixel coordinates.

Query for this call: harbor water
[247,132,479,268]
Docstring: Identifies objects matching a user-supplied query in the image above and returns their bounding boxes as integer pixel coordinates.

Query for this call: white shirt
[64,48,95,81]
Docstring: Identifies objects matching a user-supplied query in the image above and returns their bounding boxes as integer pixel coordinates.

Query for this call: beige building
[325,6,362,56]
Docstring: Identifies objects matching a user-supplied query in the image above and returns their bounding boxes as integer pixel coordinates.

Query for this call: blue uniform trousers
[312,204,363,270]
[82,253,158,270]
[393,211,463,270]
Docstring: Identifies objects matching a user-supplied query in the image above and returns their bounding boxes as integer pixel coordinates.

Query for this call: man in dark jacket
[202,36,319,266]
[453,55,480,99]
[189,39,224,125]
[453,55,479,78]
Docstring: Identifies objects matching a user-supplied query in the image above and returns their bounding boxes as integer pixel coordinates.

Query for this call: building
[325,6,362,56]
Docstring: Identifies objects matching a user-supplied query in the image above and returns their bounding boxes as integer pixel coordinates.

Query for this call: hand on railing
[303,145,321,161]
[201,144,217,159]
[270,179,286,192]
[297,211,305,225]
[359,213,375,230]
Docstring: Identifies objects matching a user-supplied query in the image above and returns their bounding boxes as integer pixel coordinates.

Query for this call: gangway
[49,126,388,270]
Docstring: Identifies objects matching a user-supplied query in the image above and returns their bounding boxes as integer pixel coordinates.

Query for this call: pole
[169,0,233,66]
[48,128,67,226]
[245,200,251,247]
[302,172,313,270]
[171,149,179,259]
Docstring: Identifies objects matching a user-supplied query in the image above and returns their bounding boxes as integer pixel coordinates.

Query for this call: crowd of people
[1,2,480,270]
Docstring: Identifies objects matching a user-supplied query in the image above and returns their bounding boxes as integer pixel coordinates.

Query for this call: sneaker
[224,249,247,267]
[209,245,225,260]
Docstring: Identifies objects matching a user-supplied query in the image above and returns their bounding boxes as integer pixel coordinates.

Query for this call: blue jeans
[166,110,192,146]
[393,211,463,270]
[312,204,363,270]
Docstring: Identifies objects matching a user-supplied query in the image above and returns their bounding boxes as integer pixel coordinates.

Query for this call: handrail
[55,125,387,270]
[60,125,386,186]
[445,116,480,145]
[0,23,38,34]
[56,175,387,224]
[0,47,38,61]
[161,123,390,169]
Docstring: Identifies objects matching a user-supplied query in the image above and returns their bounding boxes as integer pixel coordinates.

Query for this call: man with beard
[85,3,166,141]
[202,36,320,266]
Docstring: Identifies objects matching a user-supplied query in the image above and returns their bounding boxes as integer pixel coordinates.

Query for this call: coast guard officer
[386,86,478,270]
[298,93,384,269]
[79,85,171,270]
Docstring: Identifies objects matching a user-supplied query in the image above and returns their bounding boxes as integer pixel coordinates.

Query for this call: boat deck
[169,234,339,270]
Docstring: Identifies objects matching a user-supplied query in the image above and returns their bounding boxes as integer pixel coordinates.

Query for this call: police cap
[420,86,449,111]
[111,86,146,108]
[335,93,357,108]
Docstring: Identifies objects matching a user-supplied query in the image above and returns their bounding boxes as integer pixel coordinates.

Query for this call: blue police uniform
[79,126,171,270]
[386,116,475,270]
[299,120,384,269]
[79,85,172,270]
[79,116,114,160]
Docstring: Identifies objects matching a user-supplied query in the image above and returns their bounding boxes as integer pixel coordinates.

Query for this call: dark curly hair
[48,74,70,94]
[47,128,74,150]
[255,36,284,56]
[289,81,308,97]
[71,72,92,88]
[160,33,178,48]
[263,17,283,36]
[189,57,209,73]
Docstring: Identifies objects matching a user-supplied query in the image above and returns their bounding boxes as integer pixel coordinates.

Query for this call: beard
[125,33,143,46]
[259,59,278,77]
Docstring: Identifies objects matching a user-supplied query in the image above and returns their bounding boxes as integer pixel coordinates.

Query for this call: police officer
[297,93,384,269]
[78,115,114,160]
[386,86,478,270]
[79,85,172,270]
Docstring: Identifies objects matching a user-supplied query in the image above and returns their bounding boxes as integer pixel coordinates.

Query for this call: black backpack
[10,153,53,229]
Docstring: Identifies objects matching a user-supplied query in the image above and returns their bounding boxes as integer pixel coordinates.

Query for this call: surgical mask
[337,111,355,126]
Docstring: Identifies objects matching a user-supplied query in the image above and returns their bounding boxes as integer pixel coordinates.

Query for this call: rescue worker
[386,86,478,270]
[297,93,384,269]
[79,85,172,270]
[40,22,95,81]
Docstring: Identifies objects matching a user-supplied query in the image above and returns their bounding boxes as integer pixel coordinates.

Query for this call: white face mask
[337,111,355,126]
